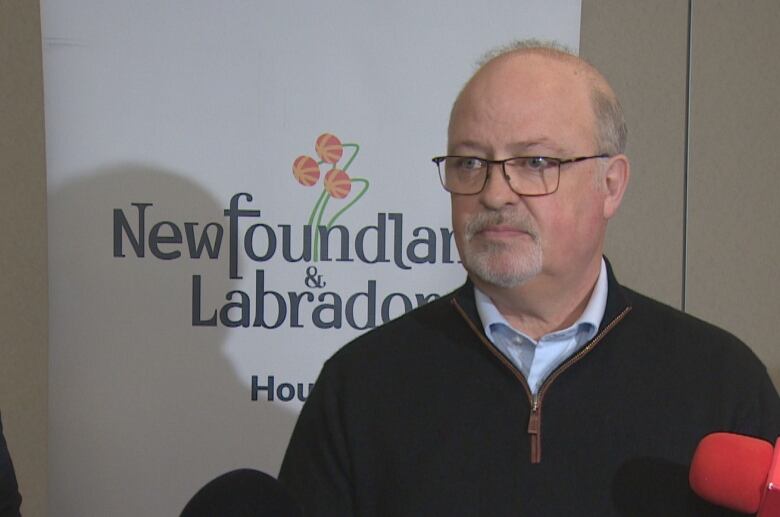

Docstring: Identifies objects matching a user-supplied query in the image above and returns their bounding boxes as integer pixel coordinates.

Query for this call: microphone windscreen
[181,468,302,517]
[689,432,774,514]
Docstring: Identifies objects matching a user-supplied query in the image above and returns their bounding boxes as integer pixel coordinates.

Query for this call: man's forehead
[451,48,610,114]
[450,55,594,122]
[447,51,602,153]
[474,53,590,94]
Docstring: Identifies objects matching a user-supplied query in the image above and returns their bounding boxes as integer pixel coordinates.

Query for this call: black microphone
[181,468,302,517]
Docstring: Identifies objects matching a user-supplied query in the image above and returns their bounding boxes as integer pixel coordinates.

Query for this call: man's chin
[465,257,542,290]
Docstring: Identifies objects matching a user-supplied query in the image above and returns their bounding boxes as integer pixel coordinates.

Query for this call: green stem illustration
[307,159,329,261]
[307,189,328,226]
[312,195,331,261]
[341,143,359,171]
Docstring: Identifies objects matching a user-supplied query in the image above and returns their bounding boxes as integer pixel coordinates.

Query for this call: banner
[43,2,582,514]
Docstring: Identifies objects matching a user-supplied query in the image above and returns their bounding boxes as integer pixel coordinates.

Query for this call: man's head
[446,40,630,291]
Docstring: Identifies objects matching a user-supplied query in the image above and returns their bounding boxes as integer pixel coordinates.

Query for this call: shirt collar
[475,258,608,343]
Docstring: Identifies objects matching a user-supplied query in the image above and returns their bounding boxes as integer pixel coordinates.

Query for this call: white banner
[43,2,581,514]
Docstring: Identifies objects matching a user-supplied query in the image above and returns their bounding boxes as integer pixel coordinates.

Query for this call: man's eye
[525,157,552,170]
[456,157,484,170]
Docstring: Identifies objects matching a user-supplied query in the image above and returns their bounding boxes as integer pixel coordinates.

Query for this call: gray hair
[476,39,575,67]
[472,39,628,155]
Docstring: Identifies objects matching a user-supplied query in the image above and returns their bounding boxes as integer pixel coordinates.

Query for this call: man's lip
[475,226,533,238]
[478,225,528,234]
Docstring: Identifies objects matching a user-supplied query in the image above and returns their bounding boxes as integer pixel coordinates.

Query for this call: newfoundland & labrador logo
[113,132,459,331]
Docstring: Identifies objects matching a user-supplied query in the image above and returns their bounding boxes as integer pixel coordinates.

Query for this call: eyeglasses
[432,154,610,196]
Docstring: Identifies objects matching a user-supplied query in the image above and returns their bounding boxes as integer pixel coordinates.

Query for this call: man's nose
[479,162,520,208]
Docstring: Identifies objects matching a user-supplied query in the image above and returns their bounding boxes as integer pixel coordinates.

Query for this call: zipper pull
[528,397,541,464]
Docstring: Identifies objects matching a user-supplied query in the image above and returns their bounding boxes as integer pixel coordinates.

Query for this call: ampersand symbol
[305,266,326,289]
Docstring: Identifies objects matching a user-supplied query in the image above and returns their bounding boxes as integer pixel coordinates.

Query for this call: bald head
[449,42,627,156]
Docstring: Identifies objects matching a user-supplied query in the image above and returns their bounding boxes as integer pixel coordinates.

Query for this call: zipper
[452,298,632,464]
[528,396,541,463]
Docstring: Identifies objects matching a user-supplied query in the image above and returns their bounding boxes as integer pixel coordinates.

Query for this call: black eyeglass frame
[431,154,611,196]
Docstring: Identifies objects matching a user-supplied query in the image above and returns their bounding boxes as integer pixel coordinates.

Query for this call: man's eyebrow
[449,138,568,156]
[508,138,567,155]
[447,140,487,153]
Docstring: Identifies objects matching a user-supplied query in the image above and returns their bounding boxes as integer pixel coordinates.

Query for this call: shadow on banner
[48,165,298,515]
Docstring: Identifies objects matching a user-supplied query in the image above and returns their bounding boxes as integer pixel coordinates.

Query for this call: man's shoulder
[620,284,734,335]
[325,281,475,367]
[616,283,761,364]
[603,260,749,354]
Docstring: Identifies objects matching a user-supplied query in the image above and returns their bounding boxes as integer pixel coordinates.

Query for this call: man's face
[449,53,610,289]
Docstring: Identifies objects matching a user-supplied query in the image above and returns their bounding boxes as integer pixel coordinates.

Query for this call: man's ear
[601,154,630,219]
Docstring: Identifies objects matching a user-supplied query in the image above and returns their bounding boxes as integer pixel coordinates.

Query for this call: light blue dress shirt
[474,259,608,394]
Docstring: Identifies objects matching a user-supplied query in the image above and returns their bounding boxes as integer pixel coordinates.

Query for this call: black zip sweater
[279,263,780,516]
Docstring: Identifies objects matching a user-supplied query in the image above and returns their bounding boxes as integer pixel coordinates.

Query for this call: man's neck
[471,257,603,341]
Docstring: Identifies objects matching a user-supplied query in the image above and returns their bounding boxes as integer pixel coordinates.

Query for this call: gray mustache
[464,210,539,241]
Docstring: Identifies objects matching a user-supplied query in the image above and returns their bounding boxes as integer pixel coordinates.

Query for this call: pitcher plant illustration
[292,133,369,261]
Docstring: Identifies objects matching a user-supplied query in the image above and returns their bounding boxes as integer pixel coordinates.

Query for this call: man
[0,414,21,517]
[279,41,780,516]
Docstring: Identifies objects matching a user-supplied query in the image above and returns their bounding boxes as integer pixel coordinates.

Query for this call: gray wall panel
[581,0,689,309]
[0,1,49,515]
[583,0,780,387]
[687,0,780,383]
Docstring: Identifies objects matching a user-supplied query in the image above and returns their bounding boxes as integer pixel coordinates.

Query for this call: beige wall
[582,0,690,309]
[1,1,778,514]
[583,0,780,387]
[685,0,780,383]
[0,1,48,516]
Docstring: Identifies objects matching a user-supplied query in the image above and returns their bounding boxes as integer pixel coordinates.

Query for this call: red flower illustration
[324,168,351,199]
[292,155,320,186]
[315,133,343,164]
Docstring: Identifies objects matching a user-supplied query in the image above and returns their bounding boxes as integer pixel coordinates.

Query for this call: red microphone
[690,432,780,516]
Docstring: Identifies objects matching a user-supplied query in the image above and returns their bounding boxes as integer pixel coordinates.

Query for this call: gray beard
[461,209,543,288]
[463,240,543,288]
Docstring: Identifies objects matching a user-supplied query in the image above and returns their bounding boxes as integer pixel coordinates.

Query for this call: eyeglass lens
[439,157,560,195]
